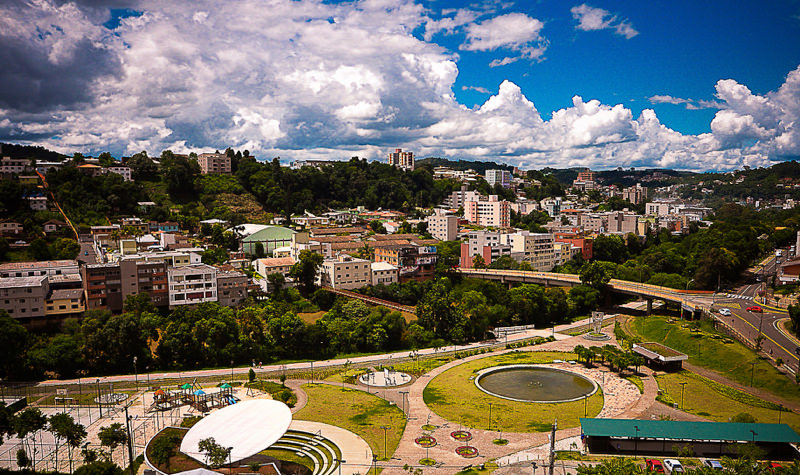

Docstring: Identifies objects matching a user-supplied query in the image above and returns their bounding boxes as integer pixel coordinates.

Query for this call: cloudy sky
[1,0,799,171]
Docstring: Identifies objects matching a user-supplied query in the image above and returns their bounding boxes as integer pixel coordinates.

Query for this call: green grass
[258,448,313,470]
[624,375,644,394]
[423,352,603,433]
[656,371,800,431]
[295,384,406,461]
[455,461,499,474]
[38,389,137,406]
[628,316,800,405]
[247,381,297,407]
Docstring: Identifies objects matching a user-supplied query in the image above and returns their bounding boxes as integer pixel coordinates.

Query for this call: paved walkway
[289,420,372,475]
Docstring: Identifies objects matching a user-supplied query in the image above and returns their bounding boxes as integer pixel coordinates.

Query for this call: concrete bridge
[457,268,714,314]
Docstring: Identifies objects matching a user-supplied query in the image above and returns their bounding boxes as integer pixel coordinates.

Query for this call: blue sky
[0,0,799,171]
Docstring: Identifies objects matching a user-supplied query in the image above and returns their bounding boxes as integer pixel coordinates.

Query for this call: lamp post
[584,394,588,417]
[230,360,234,383]
[634,425,640,456]
[750,430,757,443]
[531,461,537,474]
[96,378,102,418]
[133,356,138,392]
[372,454,377,475]
[488,402,493,430]
[334,458,346,475]
[679,382,687,409]
[399,391,408,419]
[380,425,389,460]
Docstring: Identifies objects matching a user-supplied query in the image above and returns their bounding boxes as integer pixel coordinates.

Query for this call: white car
[663,459,685,473]
[719,308,731,316]
[703,459,723,470]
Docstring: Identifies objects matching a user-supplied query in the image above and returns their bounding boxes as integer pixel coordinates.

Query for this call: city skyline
[0,0,799,171]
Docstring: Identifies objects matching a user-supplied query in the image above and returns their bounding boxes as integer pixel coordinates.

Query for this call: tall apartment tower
[388,148,414,171]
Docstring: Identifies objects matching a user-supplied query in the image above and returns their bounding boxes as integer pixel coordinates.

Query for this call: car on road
[719,308,731,316]
[747,305,763,313]
[646,459,665,472]
[703,459,723,470]
[663,459,685,473]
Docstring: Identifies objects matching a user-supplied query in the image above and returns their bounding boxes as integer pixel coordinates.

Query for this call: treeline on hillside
[0,276,601,380]
[681,160,800,201]
[0,143,67,161]
[416,157,514,174]
[236,156,463,218]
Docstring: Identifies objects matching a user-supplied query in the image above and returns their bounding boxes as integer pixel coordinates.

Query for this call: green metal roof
[580,418,800,444]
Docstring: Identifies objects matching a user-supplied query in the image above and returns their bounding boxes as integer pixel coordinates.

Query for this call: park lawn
[38,389,137,406]
[628,316,800,406]
[423,352,604,433]
[656,372,800,432]
[295,383,406,461]
[298,311,325,324]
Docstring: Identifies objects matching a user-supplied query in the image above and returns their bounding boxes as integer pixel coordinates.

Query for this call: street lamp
[584,394,588,417]
[750,430,757,443]
[679,382,687,409]
[531,461,538,474]
[334,458,346,475]
[230,360,234,382]
[488,402,493,430]
[133,356,138,392]
[634,425,640,455]
[96,378,102,418]
[399,391,408,419]
[380,425,390,460]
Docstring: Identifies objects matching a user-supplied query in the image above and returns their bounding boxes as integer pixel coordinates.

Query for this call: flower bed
[455,446,478,458]
[415,435,437,448]
[450,430,472,442]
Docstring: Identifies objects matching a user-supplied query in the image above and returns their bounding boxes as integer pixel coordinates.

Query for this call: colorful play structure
[150,379,238,413]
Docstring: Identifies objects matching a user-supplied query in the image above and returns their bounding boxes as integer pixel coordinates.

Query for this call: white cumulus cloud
[571,4,638,39]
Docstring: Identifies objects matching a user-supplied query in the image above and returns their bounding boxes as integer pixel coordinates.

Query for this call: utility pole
[548,419,557,475]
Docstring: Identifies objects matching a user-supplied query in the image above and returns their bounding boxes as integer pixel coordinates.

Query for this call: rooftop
[49,288,83,300]
[581,418,800,444]
[0,275,48,288]
[0,260,77,271]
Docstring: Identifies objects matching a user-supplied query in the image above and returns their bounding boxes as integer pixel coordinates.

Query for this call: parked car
[646,459,665,473]
[663,459,685,473]
[719,308,731,316]
[747,305,763,313]
[703,459,723,470]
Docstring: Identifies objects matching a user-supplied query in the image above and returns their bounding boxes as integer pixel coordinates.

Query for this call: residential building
[120,260,170,307]
[373,245,437,282]
[443,185,481,209]
[107,166,133,181]
[371,261,399,286]
[45,289,84,317]
[168,263,218,307]
[253,257,295,279]
[460,230,512,268]
[0,275,49,320]
[27,195,47,211]
[433,167,480,182]
[387,148,414,171]
[36,161,65,175]
[426,211,459,241]
[216,269,249,307]
[609,212,640,235]
[622,183,648,204]
[572,169,597,190]
[464,195,511,227]
[0,260,79,278]
[646,201,672,216]
[554,235,593,260]
[0,157,31,175]
[0,220,23,236]
[82,264,123,312]
[504,232,557,271]
[149,221,180,233]
[318,254,371,290]
[77,163,104,177]
[197,152,232,174]
[43,220,67,233]
[485,169,512,188]
[541,198,562,217]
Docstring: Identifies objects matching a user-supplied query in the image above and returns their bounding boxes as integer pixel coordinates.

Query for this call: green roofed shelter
[580,418,800,459]
[240,225,295,256]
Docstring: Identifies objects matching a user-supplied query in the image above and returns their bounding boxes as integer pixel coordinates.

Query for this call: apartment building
[609,212,640,235]
[371,261,399,286]
[0,220,23,236]
[387,148,414,171]
[464,195,511,227]
[107,166,133,181]
[197,152,232,175]
[374,245,437,282]
[45,289,84,317]
[443,185,481,209]
[27,195,47,211]
[572,169,597,191]
[82,264,123,312]
[0,275,49,320]
[426,211,459,241]
[554,235,593,260]
[646,201,672,216]
[504,232,557,271]
[217,269,249,307]
[485,169,512,188]
[0,260,79,278]
[253,257,295,279]
[0,157,31,175]
[318,254,371,290]
[622,183,648,204]
[168,263,218,307]
[460,230,512,268]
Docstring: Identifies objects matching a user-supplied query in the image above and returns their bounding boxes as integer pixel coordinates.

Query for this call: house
[0,219,23,236]
[45,288,85,317]
[27,195,47,211]
[0,157,31,175]
[371,261,398,286]
[43,220,67,234]
[253,257,295,279]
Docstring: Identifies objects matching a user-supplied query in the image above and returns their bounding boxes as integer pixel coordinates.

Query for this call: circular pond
[474,365,597,403]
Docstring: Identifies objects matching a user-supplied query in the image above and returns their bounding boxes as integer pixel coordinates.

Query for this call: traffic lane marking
[730,310,799,361]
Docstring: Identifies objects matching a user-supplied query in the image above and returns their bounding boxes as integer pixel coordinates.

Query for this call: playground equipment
[150,379,237,413]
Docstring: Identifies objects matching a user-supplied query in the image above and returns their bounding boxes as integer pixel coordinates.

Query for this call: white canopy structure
[180,399,292,464]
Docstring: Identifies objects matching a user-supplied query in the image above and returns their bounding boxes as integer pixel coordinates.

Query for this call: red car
[747,305,763,313]
[646,459,665,473]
